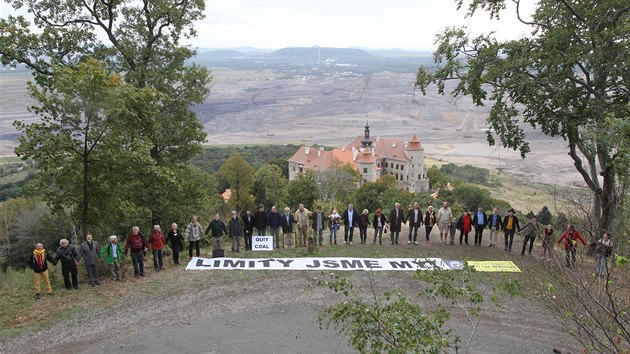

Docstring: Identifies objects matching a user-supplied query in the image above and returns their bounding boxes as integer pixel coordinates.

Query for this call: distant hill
[197,50,247,58]
[269,47,374,61]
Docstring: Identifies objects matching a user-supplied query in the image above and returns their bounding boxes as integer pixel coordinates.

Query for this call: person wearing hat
[100,235,123,280]
[502,209,520,251]
[29,243,57,299]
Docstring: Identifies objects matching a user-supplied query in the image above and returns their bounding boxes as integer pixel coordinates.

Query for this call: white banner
[186,257,465,271]
[252,236,273,251]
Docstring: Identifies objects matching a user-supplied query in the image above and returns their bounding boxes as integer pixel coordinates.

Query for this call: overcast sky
[0,0,536,50]
[191,0,535,49]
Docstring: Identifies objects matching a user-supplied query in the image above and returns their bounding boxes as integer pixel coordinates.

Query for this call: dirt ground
[1,228,582,354]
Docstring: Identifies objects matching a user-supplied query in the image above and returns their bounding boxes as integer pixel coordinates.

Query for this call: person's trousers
[245,233,252,250]
[459,231,469,245]
[391,231,399,244]
[232,236,241,251]
[173,251,180,264]
[109,259,121,280]
[61,261,79,289]
[314,228,323,245]
[152,249,164,269]
[344,226,354,243]
[189,240,200,257]
[359,227,367,244]
[374,227,383,244]
[449,230,456,244]
[131,250,144,276]
[474,226,485,246]
[257,228,266,236]
[270,228,280,248]
[408,225,419,242]
[33,270,53,294]
[297,225,308,246]
[329,226,338,244]
[85,264,99,284]
[521,236,535,255]
[489,227,499,245]
[213,236,223,250]
[425,225,433,241]
[504,230,516,250]
[596,254,608,274]
[566,247,577,267]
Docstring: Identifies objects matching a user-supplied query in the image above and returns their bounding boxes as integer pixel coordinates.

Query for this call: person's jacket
[373,214,387,229]
[310,212,327,231]
[267,211,282,229]
[406,208,423,227]
[253,211,268,230]
[228,217,242,237]
[389,208,405,232]
[29,250,56,273]
[424,211,436,227]
[100,242,123,265]
[358,214,370,229]
[206,219,228,238]
[342,209,359,227]
[281,213,296,233]
[125,233,146,254]
[242,213,255,235]
[147,230,166,251]
[557,229,587,250]
[488,213,503,230]
[56,245,79,264]
[502,215,520,232]
[78,241,100,266]
[472,211,489,229]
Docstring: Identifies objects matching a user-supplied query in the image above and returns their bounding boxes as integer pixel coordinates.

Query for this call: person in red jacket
[557,224,587,267]
[457,210,472,245]
[147,225,167,271]
[125,226,147,277]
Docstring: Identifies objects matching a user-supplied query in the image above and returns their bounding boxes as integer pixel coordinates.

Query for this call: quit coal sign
[252,236,273,251]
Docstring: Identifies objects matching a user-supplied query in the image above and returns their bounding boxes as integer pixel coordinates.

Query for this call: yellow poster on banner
[467,261,521,273]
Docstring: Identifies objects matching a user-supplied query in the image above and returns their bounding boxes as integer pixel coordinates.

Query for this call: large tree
[1,0,211,228]
[13,59,150,236]
[415,0,629,236]
[219,154,255,212]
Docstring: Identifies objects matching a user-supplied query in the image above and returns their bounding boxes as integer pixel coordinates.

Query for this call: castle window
[418,174,421,180]
[363,168,368,173]
[400,165,404,171]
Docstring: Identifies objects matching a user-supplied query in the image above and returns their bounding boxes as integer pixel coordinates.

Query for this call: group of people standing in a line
[29,201,615,300]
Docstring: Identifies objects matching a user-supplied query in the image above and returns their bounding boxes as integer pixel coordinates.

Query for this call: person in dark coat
[29,243,57,299]
[280,207,296,248]
[228,211,243,252]
[310,206,326,246]
[78,234,100,286]
[267,205,283,248]
[472,206,489,247]
[253,205,268,236]
[342,203,359,244]
[424,206,436,242]
[55,238,80,289]
[372,208,387,245]
[406,202,423,244]
[389,203,405,245]
[166,223,185,265]
[457,210,472,245]
[206,213,228,250]
[242,209,254,251]
[358,209,371,244]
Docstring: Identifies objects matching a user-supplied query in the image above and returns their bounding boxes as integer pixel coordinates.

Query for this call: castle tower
[361,121,373,149]
[356,149,376,184]
[404,134,429,192]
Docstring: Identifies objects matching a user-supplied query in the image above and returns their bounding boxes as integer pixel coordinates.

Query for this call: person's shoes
[395,241,400,245]
[334,241,337,245]
[379,242,382,245]
[66,287,72,291]
[74,285,79,289]
[407,241,411,244]
[139,273,144,277]
[343,241,347,244]
[90,283,95,287]
[35,293,41,300]
[414,242,418,245]
[95,281,100,286]
[116,278,121,281]
[349,242,352,245]
[47,292,53,296]
[236,250,240,253]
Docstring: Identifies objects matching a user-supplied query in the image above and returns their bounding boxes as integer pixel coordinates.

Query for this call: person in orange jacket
[557,224,587,267]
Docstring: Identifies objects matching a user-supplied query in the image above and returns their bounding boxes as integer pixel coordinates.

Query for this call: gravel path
[1,262,579,354]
